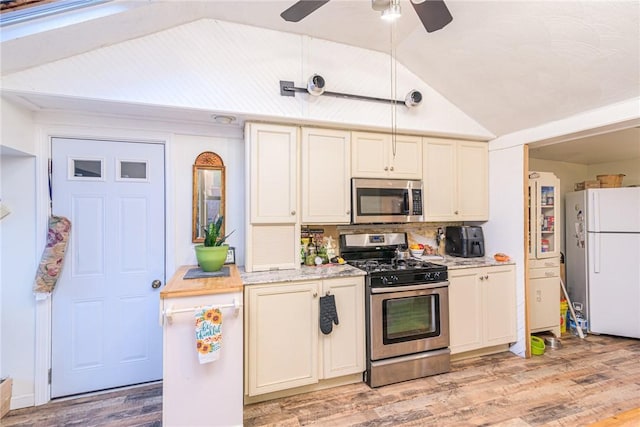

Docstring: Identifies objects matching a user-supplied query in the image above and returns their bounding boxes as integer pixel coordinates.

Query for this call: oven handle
[370,281,449,294]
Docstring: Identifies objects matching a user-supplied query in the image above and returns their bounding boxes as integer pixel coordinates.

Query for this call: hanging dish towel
[194,306,223,364]
[319,294,339,335]
[33,215,71,297]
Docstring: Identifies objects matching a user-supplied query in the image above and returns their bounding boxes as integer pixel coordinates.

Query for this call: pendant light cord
[390,19,398,158]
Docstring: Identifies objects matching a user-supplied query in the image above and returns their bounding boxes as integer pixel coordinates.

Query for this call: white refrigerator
[565,187,640,338]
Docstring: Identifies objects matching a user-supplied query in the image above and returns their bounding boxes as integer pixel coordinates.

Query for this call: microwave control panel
[412,189,423,215]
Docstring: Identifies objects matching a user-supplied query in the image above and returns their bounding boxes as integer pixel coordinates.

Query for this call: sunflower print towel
[195,306,223,364]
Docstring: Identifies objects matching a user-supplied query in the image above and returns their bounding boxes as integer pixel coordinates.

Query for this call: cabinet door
[532,172,560,258]
[248,123,298,223]
[457,141,488,221]
[448,268,483,354]
[423,137,457,221]
[529,276,560,331]
[246,224,300,272]
[351,131,388,178]
[390,134,422,179]
[246,282,319,396]
[483,266,517,346]
[321,277,365,379]
[301,128,351,223]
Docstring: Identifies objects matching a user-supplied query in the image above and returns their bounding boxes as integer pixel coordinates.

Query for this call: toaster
[445,226,485,258]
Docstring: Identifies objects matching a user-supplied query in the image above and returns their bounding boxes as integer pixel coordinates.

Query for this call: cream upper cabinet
[351,131,422,179]
[245,281,320,396]
[245,123,300,272]
[321,277,365,379]
[449,265,516,354]
[301,128,351,224]
[247,122,298,224]
[423,138,488,221]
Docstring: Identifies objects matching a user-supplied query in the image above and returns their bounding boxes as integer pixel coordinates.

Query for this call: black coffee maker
[445,226,485,258]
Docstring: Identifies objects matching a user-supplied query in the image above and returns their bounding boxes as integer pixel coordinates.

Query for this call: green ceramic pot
[194,245,229,272]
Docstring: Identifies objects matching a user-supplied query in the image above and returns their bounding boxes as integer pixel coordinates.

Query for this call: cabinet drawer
[529,258,560,269]
[529,267,559,279]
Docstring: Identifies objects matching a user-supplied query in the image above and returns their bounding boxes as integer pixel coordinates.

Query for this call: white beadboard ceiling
[1,0,639,163]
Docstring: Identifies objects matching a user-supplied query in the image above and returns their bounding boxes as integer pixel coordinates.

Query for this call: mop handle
[560,277,585,339]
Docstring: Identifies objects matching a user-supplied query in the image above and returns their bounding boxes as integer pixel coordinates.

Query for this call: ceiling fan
[280,0,453,33]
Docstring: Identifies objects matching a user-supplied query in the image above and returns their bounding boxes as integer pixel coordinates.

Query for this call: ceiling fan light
[307,74,326,96]
[381,2,401,20]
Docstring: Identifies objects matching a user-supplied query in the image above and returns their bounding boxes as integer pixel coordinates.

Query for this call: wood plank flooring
[3,334,640,426]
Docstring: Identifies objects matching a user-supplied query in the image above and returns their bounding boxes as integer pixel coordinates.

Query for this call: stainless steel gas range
[340,232,450,388]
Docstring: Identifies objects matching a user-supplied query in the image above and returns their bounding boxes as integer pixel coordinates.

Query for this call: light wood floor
[3,334,640,426]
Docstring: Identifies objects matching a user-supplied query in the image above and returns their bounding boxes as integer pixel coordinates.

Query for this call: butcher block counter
[160,264,243,299]
[160,264,243,427]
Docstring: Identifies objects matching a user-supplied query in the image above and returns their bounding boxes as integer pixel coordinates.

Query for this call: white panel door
[588,232,640,338]
[51,137,165,397]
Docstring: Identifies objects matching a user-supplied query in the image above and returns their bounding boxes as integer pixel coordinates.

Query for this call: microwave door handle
[404,191,410,215]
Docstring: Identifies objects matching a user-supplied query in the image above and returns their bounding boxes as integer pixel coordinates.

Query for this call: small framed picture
[225,247,236,264]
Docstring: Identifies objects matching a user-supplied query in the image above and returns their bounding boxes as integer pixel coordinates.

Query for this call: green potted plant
[194,215,234,272]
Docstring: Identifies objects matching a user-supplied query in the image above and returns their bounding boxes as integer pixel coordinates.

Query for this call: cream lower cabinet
[449,265,516,354]
[529,257,561,336]
[301,127,351,224]
[245,276,364,397]
[423,137,488,221]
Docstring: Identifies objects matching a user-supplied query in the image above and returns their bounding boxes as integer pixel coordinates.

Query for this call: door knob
[151,280,162,289]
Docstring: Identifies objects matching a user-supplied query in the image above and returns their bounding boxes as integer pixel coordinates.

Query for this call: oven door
[369,283,449,361]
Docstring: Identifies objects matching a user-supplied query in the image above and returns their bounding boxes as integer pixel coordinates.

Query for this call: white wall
[171,133,245,269]
[0,97,36,154]
[1,19,493,141]
[485,145,526,356]
[1,96,37,408]
[0,153,37,408]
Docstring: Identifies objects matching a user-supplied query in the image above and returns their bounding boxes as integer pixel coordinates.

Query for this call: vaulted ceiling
[1,0,639,159]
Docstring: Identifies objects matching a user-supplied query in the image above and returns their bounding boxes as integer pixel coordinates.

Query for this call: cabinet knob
[346,210,350,215]
[479,276,484,281]
[291,210,296,216]
[454,210,459,215]
[484,275,489,280]
[313,292,318,298]
[326,291,331,296]
[384,166,389,171]
[390,166,394,171]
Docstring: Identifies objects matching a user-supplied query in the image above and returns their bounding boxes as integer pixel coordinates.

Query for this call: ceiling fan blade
[280,0,331,22]
[410,0,453,33]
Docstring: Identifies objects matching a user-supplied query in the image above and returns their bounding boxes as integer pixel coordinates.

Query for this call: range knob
[381,276,389,285]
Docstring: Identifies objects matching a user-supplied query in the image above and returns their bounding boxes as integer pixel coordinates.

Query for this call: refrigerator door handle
[591,191,599,232]
[593,233,600,273]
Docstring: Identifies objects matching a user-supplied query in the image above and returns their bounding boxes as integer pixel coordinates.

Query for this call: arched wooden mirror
[192,151,225,243]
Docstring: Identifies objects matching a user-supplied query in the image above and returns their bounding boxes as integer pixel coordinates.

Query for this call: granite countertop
[240,264,366,285]
[240,256,513,286]
[419,255,516,269]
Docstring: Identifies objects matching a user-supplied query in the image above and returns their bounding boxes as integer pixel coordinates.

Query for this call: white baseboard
[10,393,35,410]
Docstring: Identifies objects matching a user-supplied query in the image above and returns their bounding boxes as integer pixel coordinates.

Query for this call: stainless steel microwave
[351,178,424,224]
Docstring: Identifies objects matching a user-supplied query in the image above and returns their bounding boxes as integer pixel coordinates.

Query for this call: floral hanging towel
[195,306,223,364]
[33,215,71,296]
